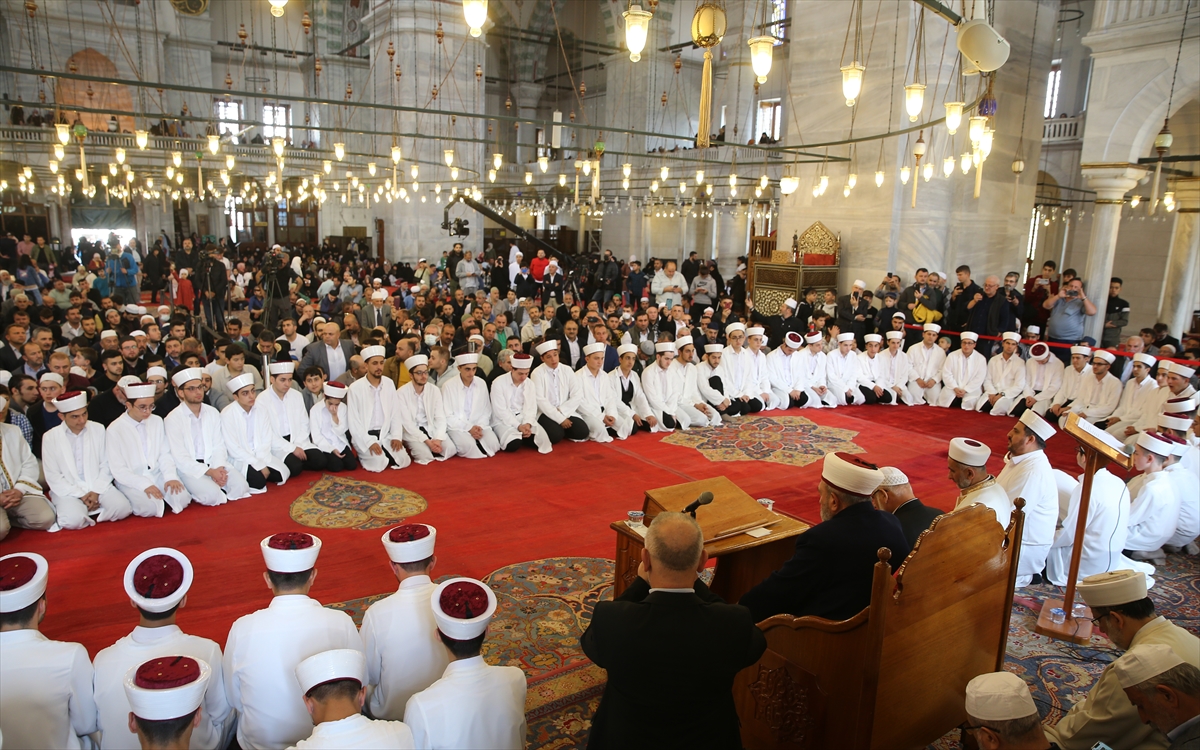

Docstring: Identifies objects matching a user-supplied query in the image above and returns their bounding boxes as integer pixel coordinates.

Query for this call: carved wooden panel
[798,221,839,257]
[745,650,826,749]
[756,266,801,288]
[802,269,839,289]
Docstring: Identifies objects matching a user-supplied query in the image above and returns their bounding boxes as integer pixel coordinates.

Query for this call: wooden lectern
[610,476,809,604]
[1035,413,1134,644]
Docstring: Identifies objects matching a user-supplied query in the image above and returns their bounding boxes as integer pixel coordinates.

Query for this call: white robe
[717,346,759,400]
[995,450,1059,587]
[1125,471,1181,553]
[362,575,451,722]
[221,402,292,484]
[347,376,411,472]
[1022,356,1065,416]
[672,360,721,427]
[857,352,891,401]
[259,387,317,452]
[531,362,587,438]
[1045,468,1132,586]
[748,348,780,409]
[1165,462,1200,547]
[905,342,945,405]
[1050,364,1092,410]
[165,403,251,506]
[641,362,689,429]
[1104,375,1159,439]
[404,656,527,750]
[826,349,864,406]
[795,348,837,407]
[395,381,458,465]
[610,368,657,430]
[224,595,363,750]
[309,400,352,454]
[977,352,1028,416]
[107,412,189,516]
[93,625,232,750]
[575,366,622,441]
[292,714,414,749]
[41,421,136,528]
[0,630,97,750]
[440,374,501,457]
[765,348,804,408]
[936,349,987,410]
[878,348,915,405]
[696,361,730,410]
[1064,372,1122,426]
[490,372,552,452]
[1124,385,1197,447]
[952,478,1014,528]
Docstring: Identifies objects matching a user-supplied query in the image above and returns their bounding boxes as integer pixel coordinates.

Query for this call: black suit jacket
[739,501,911,623]
[0,342,22,373]
[582,577,766,750]
[88,389,126,427]
[892,498,943,548]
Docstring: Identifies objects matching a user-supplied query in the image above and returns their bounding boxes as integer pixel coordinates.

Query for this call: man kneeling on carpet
[292,648,414,748]
[1113,644,1200,748]
[962,671,1059,750]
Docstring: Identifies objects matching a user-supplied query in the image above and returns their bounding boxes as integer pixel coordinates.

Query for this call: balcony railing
[1043,115,1084,143]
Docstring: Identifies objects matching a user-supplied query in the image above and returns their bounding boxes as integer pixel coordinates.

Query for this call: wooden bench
[731,500,1025,749]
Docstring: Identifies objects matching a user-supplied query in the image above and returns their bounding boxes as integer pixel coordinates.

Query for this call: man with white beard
[671,336,721,427]
[977,332,1027,417]
[995,410,1059,586]
[826,333,864,406]
[764,332,807,409]
[1104,353,1158,440]
[905,323,945,406]
[1011,342,1064,418]
[395,354,457,465]
[490,353,553,453]
[440,353,501,457]
[1045,446,1131,586]
[717,323,764,414]
[936,332,987,410]
[878,331,913,406]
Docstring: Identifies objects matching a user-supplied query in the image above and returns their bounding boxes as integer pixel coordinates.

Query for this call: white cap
[361,345,386,362]
[130,329,147,338]
[260,532,322,573]
[836,333,855,343]
[124,303,140,314]
[511,353,533,369]
[877,467,909,487]
[158,305,171,313]
[295,649,366,695]
[1113,644,1187,690]
[885,331,903,341]
[323,382,347,398]
[140,315,156,325]
[432,577,498,640]
[0,553,48,612]
[1001,332,1021,342]
[404,354,429,371]
[1137,430,1175,457]
[864,334,882,344]
[1092,350,1115,364]
[746,327,766,338]
[821,452,882,496]
[123,656,211,721]
[381,524,437,563]
[468,334,485,344]
[1170,362,1197,378]
[172,368,203,387]
[226,374,255,394]
[38,372,63,387]
[965,672,1037,721]
[583,342,606,357]
[124,548,193,613]
[923,323,941,333]
[1078,569,1148,607]
[268,362,295,375]
[1025,325,1040,334]
[1030,342,1051,361]
[655,342,676,354]
[456,353,480,366]
[805,332,823,344]
[675,336,694,349]
[117,375,141,390]
[70,366,88,377]
[960,332,979,342]
[1071,346,1092,356]
[372,289,388,301]
[146,366,168,381]
[1158,414,1192,432]
[949,437,991,467]
[52,391,87,413]
[726,322,746,335]
[783,298,797,309]
[1133,353,1156,367]
[535,340,559,356]
[1163,397,1197,414]
[125,382,157,399]
[704,344,723,354]
[852,279,866,289]
[785,332,805,348]
[617,343,639,357]
[1019,410,1056,441]
[100,330,118,340]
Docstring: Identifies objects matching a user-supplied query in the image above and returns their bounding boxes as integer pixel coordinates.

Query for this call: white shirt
[107,412,180,489]
[1125,471,1181,551]
[396,382,449,441]
[532,363,583,423]
[309,400,351,453]
[440,374,494,433]
[940,349,987,395]
[906,341,945,385]
[325,344,347,382]
[291,714,414,749]
[983,352,1027,397]
[0,629,98,750]
[1070,372,1122,420]
[164,403,235,479]
[362,575,451,721]
[1047,468,1130,585]
[224,595,364,750]
[996,449,1059,583]
[262,387,316,451]
[953,477,1014,527]
[42,421,115,498]
[1023,356,1064,400]
[404,656,527,750]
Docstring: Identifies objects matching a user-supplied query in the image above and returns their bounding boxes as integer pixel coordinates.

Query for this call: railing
[1043,115,1084,143]
[0,125,323,163]
[1093,0,1191,33]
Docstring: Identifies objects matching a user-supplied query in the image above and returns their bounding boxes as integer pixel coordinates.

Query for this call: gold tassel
[79,144,88,192]
[698,49,713,148]
[974,159,983,199]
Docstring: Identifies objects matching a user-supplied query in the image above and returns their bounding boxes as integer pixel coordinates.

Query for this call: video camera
[442,218,470,237]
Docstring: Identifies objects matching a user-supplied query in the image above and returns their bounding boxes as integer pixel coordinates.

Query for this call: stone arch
[54,49,135,133]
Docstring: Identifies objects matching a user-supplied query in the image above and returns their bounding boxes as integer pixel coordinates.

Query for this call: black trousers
[787,393,809,409]
[319,449,359,472]
[858,386,892,405]
[367,428,402,467]
[948,396,963,410]
[708,377,748,416]
[1009,399,1031,419]
[979,398,995,414]
[246,464,285,490]
[504,435,542,452]
[662,414,678,429]
[283,435,329,472]
[538,414,590,444]
[739,397,764,414]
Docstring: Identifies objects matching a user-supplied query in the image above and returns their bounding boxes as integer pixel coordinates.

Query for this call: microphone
[683,491,714,518]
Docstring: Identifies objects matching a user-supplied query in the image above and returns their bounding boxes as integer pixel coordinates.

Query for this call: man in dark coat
[582,511,766,750]
[871,466,943,548]
[747,295,805,349]
[836,280,874,346]
[740,453,911,623]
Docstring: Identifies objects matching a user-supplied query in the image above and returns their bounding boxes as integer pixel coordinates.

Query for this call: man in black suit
[836,280,874,345]
[582,511,766,750]
[740,452,911,623]
[871,466,942,548]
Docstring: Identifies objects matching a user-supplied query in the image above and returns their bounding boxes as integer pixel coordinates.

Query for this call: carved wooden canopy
[798,221,839,256]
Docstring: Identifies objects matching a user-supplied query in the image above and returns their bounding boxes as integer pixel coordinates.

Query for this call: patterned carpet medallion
[661,415,862,467]
[328,553,1200,749]
[288,475,428,530]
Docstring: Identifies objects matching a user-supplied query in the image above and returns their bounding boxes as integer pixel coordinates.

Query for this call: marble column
[1158,178,1200,336]
[1080,165,1145,342]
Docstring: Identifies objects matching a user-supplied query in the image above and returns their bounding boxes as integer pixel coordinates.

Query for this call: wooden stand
[611,476,808,604]
[1034,413,1133,644]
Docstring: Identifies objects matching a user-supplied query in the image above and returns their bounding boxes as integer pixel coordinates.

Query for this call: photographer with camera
[1043,277,1097,364]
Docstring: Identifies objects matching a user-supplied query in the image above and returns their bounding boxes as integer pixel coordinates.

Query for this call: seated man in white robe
[308,381,358,472]
[717,324,765,413]
[672,336,721,428]
[122,654,214,750]
[491,353,553,453]
[745,327,780,410]
[795,332,836,408]
[531,340,591,443]
[395,355,457,465]
[348,345,410,472]
[1064,350,1122,428]
[221,373,297,491]
[362,524,449,723]
[696,345,736,418]
[1157,414,1199,554]
[1012,342,1064,419]
[108,380,190,516]
[977,332,1027,416]
[879,331,914,406]
[610,344,660,432]
[1105,353,1159,440]
[936,332,987,410]
[574,343,622,442]
[1048,346,1093,421]
[1123,431,1183,568]
[1045,445,1131,586]
[995,410,1060,586]
[0,409,56,540]
[42,390,136,529]
[856,334,892,404]
[827,332,865,406]
[293,649,415,748]
[905,323,945,406]
[260,361,327,473]
[765,332,807,409]
[642,342,689,430]
[404,579,526,750]
[946,437,1013,525]
[164,368,251,506]
[440,353,501,457]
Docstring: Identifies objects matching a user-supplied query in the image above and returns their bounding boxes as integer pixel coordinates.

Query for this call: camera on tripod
[441,218,470,237]
[262,248,286,276]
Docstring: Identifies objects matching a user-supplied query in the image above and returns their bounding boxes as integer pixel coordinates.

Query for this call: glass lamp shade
[391,145,402,164]
[1130,195,1141,208]
[843,183,851,197]
[900,166,911,185]
[650,180,659,192]
[559,174,567,187]
[450,167,459,180]
[411,164,420,179]
[622,178,630,190]
[108,163,117,176]
[1164,191,1176,210]
[53,144,65,160]
[812,184,820,197]
[972,149,981,167]
[968,115,987,145]
[691,2,727,47]
[944,102,964,135]
[943,156,955,177]
[368,162,377,176]
[923,162,933,182]
[755,186,762,197]
[538,156,549,172]
[728,173,737,187]
[913,137,926,158]
[525,171,533,185]
[1011,159,1025,174]
[1154,127,1174,152]
[904,84,926,122]
[492,153,503,170]
[582,160,591,176]
[848,172,857,189]
[272,137,285,158]
[463,0,489,37]
[759,174,768,189]
[208,135,220,155]
[660,166,669,181]
[171,151,182,168]
[226,154,236,170]
[115,147,126,164]
[679,180,689,194]
[779,175,800,195]
[135,130,149,149]
[444,149,455,167]
[980,129,994,159]
[334,142,345,160]
[56,122,70,145]
[748,36,775,84]
[488,169,496,182]
[623,163,632,178]
[875,170,884,187]
[960,153,971,174]
[48,160,57,174]
[269,0,287,18]
[706,183,713,196]
[323,160,332,174]
[818,174,829,195]
[695,169,705,184]
[624,5,652,62]
[841,63,865,106]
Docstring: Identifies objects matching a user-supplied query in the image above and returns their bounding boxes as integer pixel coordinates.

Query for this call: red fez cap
[133,554,185,600]
[0,556,37,590]
[268,532,314,550]
[134,656,202,689]
[388,524,431,543]
[439,580,489,620]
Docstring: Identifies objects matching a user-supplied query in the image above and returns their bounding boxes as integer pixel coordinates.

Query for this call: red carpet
[0,404,1081,656]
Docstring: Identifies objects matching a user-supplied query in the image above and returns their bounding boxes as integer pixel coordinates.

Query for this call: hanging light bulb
[134,129,149,150]
[622,177,630,190]
[1163,191,1176,211]
[900,166,911,184]
[943,156,955,177]
[450,167,459,180]
[923,162,933,182]
[843,183,851,197]
[980,128,994,159]
[434,183,442,194]
[492,153,503,170]
[559,173,567,187]
[488,169,497,182]
[660,165,669,181]
[695,169,705,185]
[818,174,829,195]
[334,142,345,161]
[444,149,455,167]
[268,0,288,17]
[706,183,713,196]
[53,143,64,160]
[165,165,175,180]
[538,155,549,172]
[728,172,738,188]
[171,151,182,168]
[114,147,126,165]
[754,186,762,198]
[961,152,972,174]
[525,171,533,185]
[221,169,230,185]
[624,4,652,62]
[847,172,857,189]
[272,137,285,158]
[875,170,884,187]
[779,174,800,195]
[904,83,926,122]
[944,102,964,135]
[411,164,420,179]
[204,134,219,155]
[175,171,183,185]
[730,186,737,197]
[748,36,775,84]
[368,162,377,177]
[968,115,987,145]
[650,180,659,192]
[388,145,401,164]
[56,122,70,145]
[841,62,865,106]
[463,0,489,37]
[1130,195,1141,208]
[109,162,117,176]
[622,163,633,179]
[582,160,591,176]
[226,154,236,170]
[759,173,769,189]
